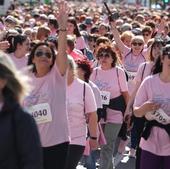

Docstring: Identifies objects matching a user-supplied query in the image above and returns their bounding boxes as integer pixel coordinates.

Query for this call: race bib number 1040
[27,103,52,124]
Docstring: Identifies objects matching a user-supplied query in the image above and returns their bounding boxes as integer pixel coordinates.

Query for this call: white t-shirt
[67,78,97,146]
[23,65,69,147]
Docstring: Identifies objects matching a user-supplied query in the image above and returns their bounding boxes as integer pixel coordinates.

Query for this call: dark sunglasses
[35,51,52,59]
[97,53,111,59]
[132,42,143,46]
[143,33,149,36]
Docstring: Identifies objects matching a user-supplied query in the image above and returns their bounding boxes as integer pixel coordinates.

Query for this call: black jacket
[0,103,43,169]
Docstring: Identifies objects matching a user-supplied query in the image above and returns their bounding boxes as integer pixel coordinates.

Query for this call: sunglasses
[35,51,52,59]
[143,33,149,36]
[97,53,111,59]
[132,42,143,46]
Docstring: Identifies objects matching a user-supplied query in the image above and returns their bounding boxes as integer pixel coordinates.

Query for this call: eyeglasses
[35,51,52,59]
[97,53,111,59]
[132,42,143,46]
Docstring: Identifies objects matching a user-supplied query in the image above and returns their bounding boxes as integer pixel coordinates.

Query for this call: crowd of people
[0,1,170,169]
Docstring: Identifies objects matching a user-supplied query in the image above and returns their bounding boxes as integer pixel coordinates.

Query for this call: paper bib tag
[27,103,52,124]
[101,91,110,105]
[126,71,137,81]
[145,108,170,125]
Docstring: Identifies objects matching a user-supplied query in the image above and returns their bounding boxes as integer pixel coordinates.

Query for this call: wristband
[90,136,97,140]
[58,28,67,32]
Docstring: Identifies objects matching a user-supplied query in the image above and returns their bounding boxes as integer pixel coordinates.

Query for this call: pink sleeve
[122,47,131,57]
[142,48,149,59]
[134,77,149,107]
[50,64,66,81]
[90,68,97,82]
[85,83,97,113]
[75,36,87,50]
[134,62,146,83]
[118,67,128,92]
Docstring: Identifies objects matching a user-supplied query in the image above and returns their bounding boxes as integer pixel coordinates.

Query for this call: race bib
[27,103,52,124]
[145,108,170,125]
[126,71,137,81]
[101,91,110,105]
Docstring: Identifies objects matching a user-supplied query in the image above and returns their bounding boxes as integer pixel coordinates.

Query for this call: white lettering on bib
[101,91,110,105]
[126,71,137,81]
[145,108,170,125]
[27,103,52,124]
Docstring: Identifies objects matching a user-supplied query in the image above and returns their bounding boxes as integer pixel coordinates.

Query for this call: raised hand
[57,0,69,30]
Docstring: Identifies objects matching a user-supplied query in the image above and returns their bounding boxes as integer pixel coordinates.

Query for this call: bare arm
[87,112,98,150]
[122,91,130,106]
[110,21,128,54]
[134,102,160,118]
[125,82,141,116]
[56,1,69,76]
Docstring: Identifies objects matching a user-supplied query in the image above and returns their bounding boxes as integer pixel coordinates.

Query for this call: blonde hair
[36,26,51,40]
[121,31,134,42]
[0,51,30,103]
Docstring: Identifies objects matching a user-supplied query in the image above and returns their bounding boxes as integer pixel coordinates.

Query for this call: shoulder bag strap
[83,82,86,114]
[141,62,146,81]
[116,67,121,92]
[83,82,89,123]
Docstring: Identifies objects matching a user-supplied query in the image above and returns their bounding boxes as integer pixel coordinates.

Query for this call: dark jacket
[0,103,43,169]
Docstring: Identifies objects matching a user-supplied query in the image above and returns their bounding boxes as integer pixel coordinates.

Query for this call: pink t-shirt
[90,66,128,123]
[89,81,102,109]
[67,78,97,146]
[122,47,147,94]
[23,65,69,147]
[75,36,87,50]
[135,62,154,83]
[69,49,86,60]
[134,74,170,156]
[10,53,28,70]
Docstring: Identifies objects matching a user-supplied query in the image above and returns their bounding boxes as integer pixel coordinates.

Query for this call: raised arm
[56,1,69,76]
[110,21,128,54]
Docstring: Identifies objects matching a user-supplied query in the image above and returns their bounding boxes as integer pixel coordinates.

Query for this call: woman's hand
[89,138,98,151]
[142,102,160,114]
[0,41,9,51]
[134,102,160,117]
[57,0,69,30]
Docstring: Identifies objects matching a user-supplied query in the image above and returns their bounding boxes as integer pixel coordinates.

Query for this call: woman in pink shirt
[134,44,170,169]
[65,57,98,169]
[6,34,30,70]
[125,38,165,160]
[67,17,87,52]
[110,21,148,94]
[23,2,69,169]
[90,44,129,169]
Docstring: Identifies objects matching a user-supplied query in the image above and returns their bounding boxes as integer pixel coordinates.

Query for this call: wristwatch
[90,136,97,140]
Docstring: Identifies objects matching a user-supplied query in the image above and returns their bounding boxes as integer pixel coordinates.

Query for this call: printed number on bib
[126,71,137,81]
[27,103,52,124]
[145,108,170,125]
[101,91,110,105]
